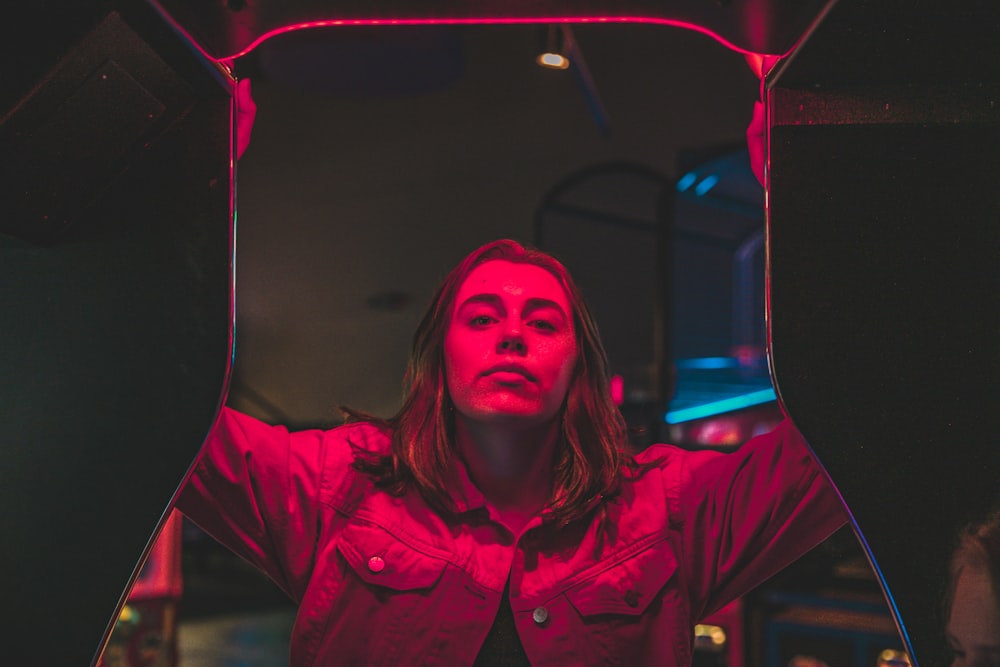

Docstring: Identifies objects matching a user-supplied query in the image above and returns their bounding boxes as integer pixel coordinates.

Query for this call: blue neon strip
[675,356,740,370]
[664,388,776,424]
[676,172,697,192]
[694,174,719,196]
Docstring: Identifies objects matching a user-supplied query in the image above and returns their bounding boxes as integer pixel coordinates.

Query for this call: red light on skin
[445,261,577,426]
[216,17,781,62]
[610,374,624,406]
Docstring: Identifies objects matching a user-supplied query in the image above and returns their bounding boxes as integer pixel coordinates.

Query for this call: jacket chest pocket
[565,539,678,618]
[336,519,447,591]
[558,540,685,665]
[319,521,452,665]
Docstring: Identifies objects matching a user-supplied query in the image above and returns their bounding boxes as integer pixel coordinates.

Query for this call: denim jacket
[177,408,846,666]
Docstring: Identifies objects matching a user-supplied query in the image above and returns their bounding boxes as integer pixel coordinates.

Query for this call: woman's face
[947,563,1000,667]
[444,260,577,428]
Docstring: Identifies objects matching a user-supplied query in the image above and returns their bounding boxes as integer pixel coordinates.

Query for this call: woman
[945,509,1000,667]
[177,238,846,666]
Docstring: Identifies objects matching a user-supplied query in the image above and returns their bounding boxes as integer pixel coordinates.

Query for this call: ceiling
[225,22,761,428]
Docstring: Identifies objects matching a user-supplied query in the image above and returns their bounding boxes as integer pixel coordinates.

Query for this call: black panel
[768,1,1000,663]
[0,2,233,665]
[0,12,195,243]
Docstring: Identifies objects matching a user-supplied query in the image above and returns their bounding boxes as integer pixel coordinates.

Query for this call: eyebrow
[456,294,569,317]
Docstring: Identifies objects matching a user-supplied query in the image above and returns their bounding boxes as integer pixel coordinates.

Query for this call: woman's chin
[456,404,559,430]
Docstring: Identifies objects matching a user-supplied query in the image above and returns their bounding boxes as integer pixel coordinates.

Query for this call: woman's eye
[529,319,556,331]
[470,315,495,326]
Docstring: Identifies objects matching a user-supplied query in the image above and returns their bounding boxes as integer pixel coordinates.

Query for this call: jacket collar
[444,452,488,514]
[443,450,606,523]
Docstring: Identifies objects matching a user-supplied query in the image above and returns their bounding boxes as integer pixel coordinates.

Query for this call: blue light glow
[676,172,697,192]
[664,388,776,424]
[694,174,719,196]
[675,356,739,370]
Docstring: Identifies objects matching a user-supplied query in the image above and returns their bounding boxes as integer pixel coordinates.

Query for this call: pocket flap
[337,520,447,591]
[565,540,678,617]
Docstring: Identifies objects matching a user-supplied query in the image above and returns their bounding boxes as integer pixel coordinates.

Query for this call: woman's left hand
[234,78,257,160]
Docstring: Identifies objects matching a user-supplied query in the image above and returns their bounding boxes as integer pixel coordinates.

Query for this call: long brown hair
[352,239,636,526]
[943,507,1000,622]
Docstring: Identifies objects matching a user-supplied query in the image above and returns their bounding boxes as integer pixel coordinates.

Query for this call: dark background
[221,23,761,427]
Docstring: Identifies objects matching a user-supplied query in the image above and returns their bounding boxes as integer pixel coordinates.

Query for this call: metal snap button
[367,555,385,573]
[624,589,640,608]
[532,606,549,625]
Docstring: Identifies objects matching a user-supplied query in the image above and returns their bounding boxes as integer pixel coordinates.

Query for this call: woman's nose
[498,330,526,354]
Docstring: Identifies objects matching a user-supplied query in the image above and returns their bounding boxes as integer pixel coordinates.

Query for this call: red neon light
[221,17,778,62]
[610,374,624,406]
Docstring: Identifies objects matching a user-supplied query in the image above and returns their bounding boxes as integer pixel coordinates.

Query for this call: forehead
[454,260,571,310]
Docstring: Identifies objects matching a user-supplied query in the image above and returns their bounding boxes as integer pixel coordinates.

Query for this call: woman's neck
[453,414,559,524]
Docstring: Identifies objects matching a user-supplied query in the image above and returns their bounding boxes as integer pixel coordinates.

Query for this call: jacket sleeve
[667,418,849,620]
[175,407,337,603]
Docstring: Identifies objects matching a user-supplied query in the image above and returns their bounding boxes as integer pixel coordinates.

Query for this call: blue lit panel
[666,387,776,424]
[664,356,777,424]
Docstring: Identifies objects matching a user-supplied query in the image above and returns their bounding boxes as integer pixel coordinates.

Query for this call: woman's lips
[483,364,536,382]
